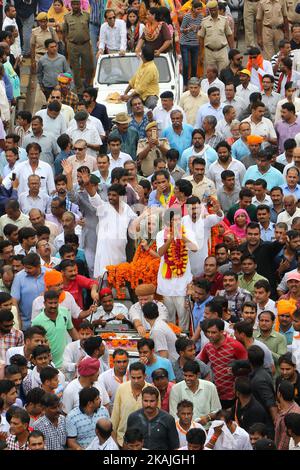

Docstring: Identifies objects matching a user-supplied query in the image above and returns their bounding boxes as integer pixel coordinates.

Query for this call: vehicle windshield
[97,56,171,84]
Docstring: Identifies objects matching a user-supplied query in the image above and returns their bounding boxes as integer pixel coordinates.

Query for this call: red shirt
[161,382,174,412]
[63,275,97,309]
[198,272,224,295]
[198,334,247,401]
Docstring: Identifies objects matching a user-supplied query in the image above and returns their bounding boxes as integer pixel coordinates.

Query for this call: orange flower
[168,322,182,334]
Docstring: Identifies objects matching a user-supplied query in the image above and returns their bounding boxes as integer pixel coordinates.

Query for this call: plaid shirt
[50,194,76,212]
[275,402,300,450]
[0,328,24,362]
[33,415,67,450]
[6,433,29,450]
[61,90,78,111]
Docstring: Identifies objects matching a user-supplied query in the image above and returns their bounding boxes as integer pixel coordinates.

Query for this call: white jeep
[93,52,183,119]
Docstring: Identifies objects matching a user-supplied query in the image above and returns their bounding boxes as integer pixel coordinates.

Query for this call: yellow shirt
[129,60,159,102]
[111,380,160,445]
[179,90,209,126]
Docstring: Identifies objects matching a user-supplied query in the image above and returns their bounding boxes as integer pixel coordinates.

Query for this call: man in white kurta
[88,185,137,278]
[156,208,198,331]
[182,197,224,277]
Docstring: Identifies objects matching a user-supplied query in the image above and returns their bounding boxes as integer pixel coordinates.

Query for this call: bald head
[95,418,113,440]
[283,194,297,215]
[293,147,300,161]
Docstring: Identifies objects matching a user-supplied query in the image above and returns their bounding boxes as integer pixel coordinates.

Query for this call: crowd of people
[1,0,300,454]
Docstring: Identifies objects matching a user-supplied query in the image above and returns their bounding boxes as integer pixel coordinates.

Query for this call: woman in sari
[135,7,172,56]
[230,208,251,243]
[126,8,145,51]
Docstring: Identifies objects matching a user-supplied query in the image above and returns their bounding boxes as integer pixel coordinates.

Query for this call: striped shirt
[271,52,294,88]
[180,13,203,46]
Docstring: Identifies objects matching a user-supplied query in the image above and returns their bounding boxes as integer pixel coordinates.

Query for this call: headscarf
[230,209,251,241]
[275,299,296,332]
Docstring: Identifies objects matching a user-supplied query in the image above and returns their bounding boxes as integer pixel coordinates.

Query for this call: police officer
[256,0,289,61]
[243,0,260,50]
[198,0,234,73]
[62,0,94,95]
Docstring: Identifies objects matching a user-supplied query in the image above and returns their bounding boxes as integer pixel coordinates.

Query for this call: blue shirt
[179,145,218,172]
[231,138,251,161]
[279,325,294,346]
[129,114,149,139]
[145,354,175,383]
[161,125,194,157]
[242,165,284,190]
[66,406,109,448]
[194,103,225,129]
[3,72,13,101]
[11,267,47,329]
[281,184,300,201]
[259,222,275,242]
[54,150,73,176]
[192,296,213,351]
[148,188,173,207]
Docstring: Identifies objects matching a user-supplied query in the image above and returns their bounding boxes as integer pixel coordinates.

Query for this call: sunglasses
[74,147,86,151]
[107,16,115,19]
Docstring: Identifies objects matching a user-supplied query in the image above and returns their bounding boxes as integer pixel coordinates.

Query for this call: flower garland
[162,226,188,279]
[106,241,160,299]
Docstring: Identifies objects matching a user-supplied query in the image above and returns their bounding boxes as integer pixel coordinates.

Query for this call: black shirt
[290,39,300,50]
[276,371,300,407]
[127,409,179,450]
[232,396,268,432]
[250,366,276,436]
[90,103,110,133]
[219,65,242,87]
[239,240,284,296]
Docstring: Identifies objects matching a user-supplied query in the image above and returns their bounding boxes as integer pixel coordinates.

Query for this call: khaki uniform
[137,138,170,177]
[62,11,94,94]
[198,16,232,73]
[286,0,300,24]
[243,0,259,48]
[257,0,288,60]
[30,26,59,61]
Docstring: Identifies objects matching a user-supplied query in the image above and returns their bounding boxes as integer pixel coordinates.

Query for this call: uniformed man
[286,0,300,27]
[198,0,234,73]
[256,0,289,61]
[62,0,94,96]
[243,0,259,50]
[30,12,59,73]
[136,121,170,177]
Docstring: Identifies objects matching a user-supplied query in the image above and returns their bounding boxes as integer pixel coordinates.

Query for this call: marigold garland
[106,242,160,299]
[162,226,188,279]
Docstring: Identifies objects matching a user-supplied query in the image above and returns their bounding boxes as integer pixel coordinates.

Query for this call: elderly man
[86,418,119,450]
[128,283,169,337]
[161,110,193,160]
[65,139,97,184]
[179,78,209,126]
[121,45,159,110]
[152,91,186,136]
[97,9,127,56]
[277,195,300,229]
[109,113,139,160]
[18,175,51,215]
[137,121,170,177]
[67,111,102,158]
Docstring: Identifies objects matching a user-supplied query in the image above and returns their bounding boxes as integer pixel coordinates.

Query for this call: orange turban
[247,135,264,145]
[275,299,297,331]
[44,270,63,287]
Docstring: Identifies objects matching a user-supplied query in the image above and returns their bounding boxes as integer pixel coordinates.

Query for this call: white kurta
[182,210,224,277]
[156,227,198,297]
[89,193,137,277]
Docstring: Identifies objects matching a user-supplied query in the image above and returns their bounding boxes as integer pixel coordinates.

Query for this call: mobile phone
[11,173,16,181]
[48,18,55,22]
[151,128,157,140]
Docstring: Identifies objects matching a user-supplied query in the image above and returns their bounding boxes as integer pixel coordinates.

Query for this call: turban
[247,135,264,145]
[275,299,296,331]
[57,73,73,84]
[135,283,156,296]
[78,357,100,377]
[44,270,63,287]
[99,288,112,298]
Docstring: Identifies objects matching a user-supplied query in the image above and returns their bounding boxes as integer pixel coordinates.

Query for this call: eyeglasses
[107,15,115,19]
[74,147,86,151]
[51,96,61,99]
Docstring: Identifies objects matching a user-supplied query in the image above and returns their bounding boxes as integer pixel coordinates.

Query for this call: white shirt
[291,331,300,373]
[215,119,234,139]
[201,78,226,101]
[108,152,132,170]
[35,109,67,138]
[242,116,277,140]
[0,80,10,121]
[129,301,169,330]
[277,207,300,229]
[222,96,246,118]
[176,420,206,448]
[68,115,105,138]
[3,16,21,57]
[86,436,119,450]
[18,191,51,214]
[98,368,129,404]
[87,303,128,324]
[99,19,127,52]
[252,194,273,207]
[66,124,102,157]
[32,291,81,320]
[61,103,75,125]
[62,377,110,413]
[2,159,55,195]
[236,83,259,103]
[2,161,21,178]
[207,158,246,190]
[205,421,252,450]
[53,225,82,252]
[150,318,179,361]
[153,105,186,136]
[256,299,277,317]
[249,61,274,89]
